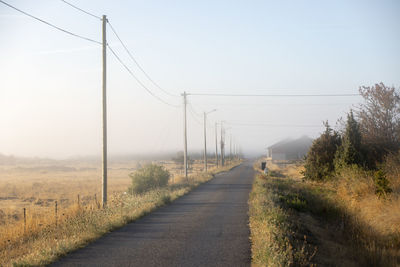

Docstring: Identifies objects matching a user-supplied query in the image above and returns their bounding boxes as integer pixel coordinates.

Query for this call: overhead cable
[107,43,180,108]
[187,106,203,125]
[60,0,102,20]
[187,93,360,97]
[188,103,202,117]
[107,20,179,97]
[225,122,321,127]
[0,0,101,44]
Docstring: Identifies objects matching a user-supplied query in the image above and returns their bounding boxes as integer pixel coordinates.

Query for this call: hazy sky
[1,0,399,158]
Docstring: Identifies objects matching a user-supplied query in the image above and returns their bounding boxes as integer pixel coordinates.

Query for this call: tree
[302,122,341,181]
[357,83,400,165]
[334,110,364,169]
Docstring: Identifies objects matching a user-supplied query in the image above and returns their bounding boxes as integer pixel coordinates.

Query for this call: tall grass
[334,166,400,265]
[0,160,241,267]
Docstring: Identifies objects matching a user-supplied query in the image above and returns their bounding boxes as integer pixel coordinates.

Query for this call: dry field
[0,157,214,227]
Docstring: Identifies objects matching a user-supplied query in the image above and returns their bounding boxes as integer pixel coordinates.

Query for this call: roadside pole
[215,122,218,167]
[221,121,225,166]
[182,91,188,180]
[101,15,107,208]
[203,112,207,172]
[203,109,216,172]
[230,133,232,161]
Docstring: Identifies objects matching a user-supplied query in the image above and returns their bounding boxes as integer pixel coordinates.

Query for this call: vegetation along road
[51,162,254,267]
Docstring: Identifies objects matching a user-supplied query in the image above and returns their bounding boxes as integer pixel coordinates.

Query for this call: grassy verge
[249,173,317,267]
[0,160,241,267]
[249,161,400,266]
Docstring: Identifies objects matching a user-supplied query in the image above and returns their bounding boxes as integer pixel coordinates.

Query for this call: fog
[1,0,399,159]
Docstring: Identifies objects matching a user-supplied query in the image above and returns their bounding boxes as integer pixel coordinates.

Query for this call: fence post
[77,194,80,207]
[55,201,58,227]
[23,207,26,233]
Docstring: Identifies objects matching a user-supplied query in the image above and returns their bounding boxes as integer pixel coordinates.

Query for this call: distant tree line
[302,83,399,196]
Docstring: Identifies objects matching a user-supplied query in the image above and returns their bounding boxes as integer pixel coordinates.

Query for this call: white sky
[1,0,399,158]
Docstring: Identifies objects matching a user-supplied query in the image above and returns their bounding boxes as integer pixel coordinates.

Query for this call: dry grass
[0,157,241,266]
[336,167,400,237]
[249,174,317,266]
[334,166,400,265]
[250,158,400,266]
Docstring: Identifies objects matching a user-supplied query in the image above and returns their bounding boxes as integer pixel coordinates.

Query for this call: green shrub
[278,193,308,212]
[374,170,392,198]
[334,110,365,171]
[129,164,170,194]
[266,170,284,177]
[302,122,341,181]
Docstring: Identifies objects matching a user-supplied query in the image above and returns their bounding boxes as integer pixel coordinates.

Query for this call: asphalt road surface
[52,161,255,267]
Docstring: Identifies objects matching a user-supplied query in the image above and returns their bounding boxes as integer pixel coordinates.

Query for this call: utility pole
[234,141,237,159]
[101,15,107,208]
[203,109,216,172]
[182,91,188,180]
[203,112,207,172]
[230,133,232,160]
[221,121,225,166]
[215,122,218,167]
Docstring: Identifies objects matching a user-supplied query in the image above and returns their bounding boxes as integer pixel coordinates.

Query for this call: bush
[129,164,170,194]
[302,122,341,181]
[374,170,392,198]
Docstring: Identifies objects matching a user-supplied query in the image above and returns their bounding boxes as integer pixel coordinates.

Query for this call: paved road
[52,162,255,267]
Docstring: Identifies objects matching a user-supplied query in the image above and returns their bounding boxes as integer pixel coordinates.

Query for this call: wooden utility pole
[101,15,107,208]
[203,109,216,172]
[230,133,232,160]
[215,122,218,167]
[221,121,225,166]
[203,112,207,172]
[234,140,237,159]
[182,91,188,179]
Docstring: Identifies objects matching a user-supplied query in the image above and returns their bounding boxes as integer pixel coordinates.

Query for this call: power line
[225,122,322,127]
[0,0,101,45]
[187,106,203,125]
[188,103,215,127]
[60,0,102,20]
[107,43,180,108]
[107,20,179,97]
[188,103,216,129]
[188,102,355,107]
[188,103,202,117]
[187,93,360,97]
